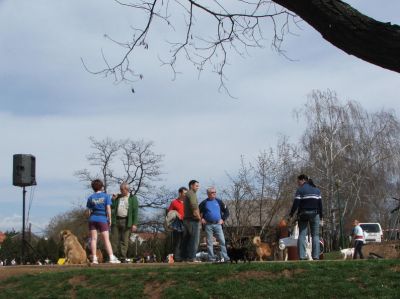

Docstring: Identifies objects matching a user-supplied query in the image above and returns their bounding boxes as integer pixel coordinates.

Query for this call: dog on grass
[227,246,255,263]
[252,236,273,261]
[60,230,89,265]
[340,247,354,260]
[82,236,104,263]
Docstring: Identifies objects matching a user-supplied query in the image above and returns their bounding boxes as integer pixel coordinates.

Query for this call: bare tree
[75,137,119,192]
[75,137,168,209]
[84,1,399,94]
[223,138,297,245]
[297,90,400,249]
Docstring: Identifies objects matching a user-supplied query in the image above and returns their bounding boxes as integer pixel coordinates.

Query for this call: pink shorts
[88,221,109,232]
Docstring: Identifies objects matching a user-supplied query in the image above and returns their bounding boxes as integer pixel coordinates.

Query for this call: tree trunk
[274,0,400,73]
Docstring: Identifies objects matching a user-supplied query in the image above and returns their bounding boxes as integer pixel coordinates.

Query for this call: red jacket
[168,198,184,220]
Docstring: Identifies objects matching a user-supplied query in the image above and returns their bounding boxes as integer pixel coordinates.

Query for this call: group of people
[86,174,365,264]
[166,180,230,262]
[86,179,139,264]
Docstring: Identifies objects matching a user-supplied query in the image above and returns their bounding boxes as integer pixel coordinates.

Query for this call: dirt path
[0,263,182,281]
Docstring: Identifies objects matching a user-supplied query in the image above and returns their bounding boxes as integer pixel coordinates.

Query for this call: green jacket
[111,194,139,227]
[184,189,200,220]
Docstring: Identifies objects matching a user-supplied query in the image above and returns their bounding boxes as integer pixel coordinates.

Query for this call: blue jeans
[183,219,201,261]
[298,214,320,260]
[205,223,229,261]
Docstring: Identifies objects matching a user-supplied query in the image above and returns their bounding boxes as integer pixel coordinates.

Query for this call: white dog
[340,248,354,260]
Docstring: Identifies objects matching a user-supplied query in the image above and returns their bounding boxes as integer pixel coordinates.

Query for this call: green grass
[0,260,399,299]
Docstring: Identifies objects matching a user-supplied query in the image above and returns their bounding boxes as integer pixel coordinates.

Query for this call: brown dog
[252,236,273,261]
[81,235,104,263]
[60,230,89,265]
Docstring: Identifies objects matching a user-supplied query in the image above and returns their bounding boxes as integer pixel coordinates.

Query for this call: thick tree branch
[273,0,400,72]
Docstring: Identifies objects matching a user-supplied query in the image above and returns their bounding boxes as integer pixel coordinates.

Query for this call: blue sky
[1,0,399,234]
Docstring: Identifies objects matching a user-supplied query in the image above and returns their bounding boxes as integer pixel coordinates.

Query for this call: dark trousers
[353,240,364,259]
[182,219,201,261]
[172,230,183,262]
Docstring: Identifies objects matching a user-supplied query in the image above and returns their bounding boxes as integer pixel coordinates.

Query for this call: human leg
[192,221,201,260]
[90,228,98,263]
[310,214,320,260]
[359,242,364,259]
[187,220,200,261]
[353,240,363,259]
[110,223,119,257]
[172,230,183,261]
[119,219,130,260]
[99,223,120,263]
[297,220,308,260]
[214,224,229,261]
[205,224,215,261]
[182,220,191,260]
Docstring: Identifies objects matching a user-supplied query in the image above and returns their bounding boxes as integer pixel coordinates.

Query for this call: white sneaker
[91,257,99,264]
[109,255,121,264]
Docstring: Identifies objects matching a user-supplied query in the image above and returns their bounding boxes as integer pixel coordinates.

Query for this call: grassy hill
[0,260,399,299]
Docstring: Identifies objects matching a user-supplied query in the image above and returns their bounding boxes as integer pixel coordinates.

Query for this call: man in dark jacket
[111,182,139,263]
[199,187,230,262]
[289,174,322,260]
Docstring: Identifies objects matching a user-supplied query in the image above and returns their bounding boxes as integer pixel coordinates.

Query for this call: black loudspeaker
[13,154,37,187]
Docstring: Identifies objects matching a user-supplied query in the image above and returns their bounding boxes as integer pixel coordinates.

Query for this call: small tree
[76,137,169,209]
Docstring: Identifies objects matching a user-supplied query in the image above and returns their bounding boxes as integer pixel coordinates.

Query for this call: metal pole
[22,187,26,264]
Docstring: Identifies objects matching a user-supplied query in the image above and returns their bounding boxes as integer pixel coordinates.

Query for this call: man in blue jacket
[289,174,323,260]
[199,187,230,262]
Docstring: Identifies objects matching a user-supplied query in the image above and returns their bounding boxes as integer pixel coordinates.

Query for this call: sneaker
[91,257,99,265]
[109,255,121,264]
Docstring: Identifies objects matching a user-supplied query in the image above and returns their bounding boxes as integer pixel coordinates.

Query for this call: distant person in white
[352,219,364,259]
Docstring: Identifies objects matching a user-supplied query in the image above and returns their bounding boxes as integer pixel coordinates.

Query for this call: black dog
[227,246,254,263]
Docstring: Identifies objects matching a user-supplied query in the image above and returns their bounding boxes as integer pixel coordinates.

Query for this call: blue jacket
[289,183,323,219]
[199,198,229,222]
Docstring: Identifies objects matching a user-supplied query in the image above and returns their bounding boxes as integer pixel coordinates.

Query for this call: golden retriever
[60,230,89,265]
[253,236,273,261]
[81,235,104,263]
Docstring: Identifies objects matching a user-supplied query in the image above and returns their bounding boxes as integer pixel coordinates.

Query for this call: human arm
[85,197,91,218]
[106,205,112,226]
[318,195,323,220]
[289,189,301,218]
[218,199,229,224]
[131,195,139,229]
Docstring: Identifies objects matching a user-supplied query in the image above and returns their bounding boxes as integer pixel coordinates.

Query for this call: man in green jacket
[111,182,139,263]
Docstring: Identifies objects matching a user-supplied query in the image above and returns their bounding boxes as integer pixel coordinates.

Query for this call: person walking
[86,179,120,264]
[289,174,323,260]
[110,182,139,263]
[352,220,365,259]
[167,187,187,262]
[182,180,201,262]
[199,187,230,262]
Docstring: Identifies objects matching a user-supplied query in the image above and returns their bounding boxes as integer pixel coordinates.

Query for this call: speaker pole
[21,186,26,264]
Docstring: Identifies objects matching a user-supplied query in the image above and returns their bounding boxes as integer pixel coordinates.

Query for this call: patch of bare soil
[220,269,306,282]
[68,275,88,299]
[390,265,400,272]
[363,243,400,259]
[68,275,87,286]
[0,262,181,282]
[143,280,175,299]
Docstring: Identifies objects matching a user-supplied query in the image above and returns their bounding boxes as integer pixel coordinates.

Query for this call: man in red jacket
[168,187,187,262]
